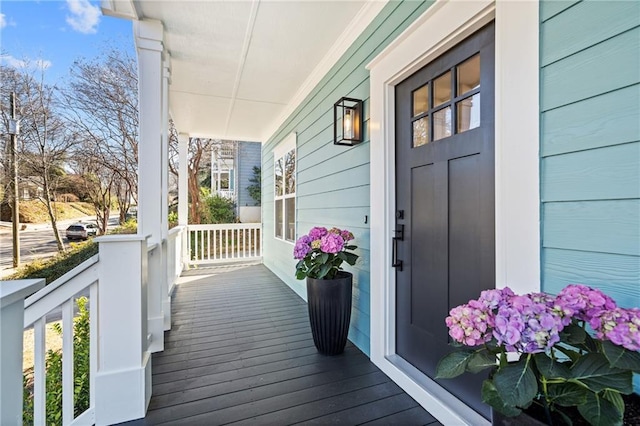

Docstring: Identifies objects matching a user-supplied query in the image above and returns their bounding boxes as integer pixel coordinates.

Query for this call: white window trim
[367,1,540,424]
[274,133,297,243]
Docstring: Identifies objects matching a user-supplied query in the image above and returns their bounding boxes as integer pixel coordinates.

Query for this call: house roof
[101,1,385,142]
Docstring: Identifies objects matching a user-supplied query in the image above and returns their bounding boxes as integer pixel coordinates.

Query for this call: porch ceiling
[102,1,380,142]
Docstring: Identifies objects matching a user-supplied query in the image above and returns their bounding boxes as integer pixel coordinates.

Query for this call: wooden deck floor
[124,264,442,425]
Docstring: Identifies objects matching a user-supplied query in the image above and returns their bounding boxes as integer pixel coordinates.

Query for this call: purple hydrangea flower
[445,300,493,346]
[556,284,617,323]
[341,230,354,242]
[308,227,328,240]
[293,241,311,259]
[320,233,344,253]
[592,308,640,351]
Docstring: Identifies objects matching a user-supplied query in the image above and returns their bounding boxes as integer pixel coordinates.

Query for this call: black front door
[394,23,495,418]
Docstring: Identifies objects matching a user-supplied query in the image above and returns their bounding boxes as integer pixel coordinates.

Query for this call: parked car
[66,223,98,241]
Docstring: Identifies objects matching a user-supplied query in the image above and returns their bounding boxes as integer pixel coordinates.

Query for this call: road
[0,215,119,278]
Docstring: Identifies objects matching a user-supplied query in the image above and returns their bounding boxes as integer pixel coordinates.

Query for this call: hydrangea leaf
[546,383,588,406]
[435,350,474,378]
[602,389,625,415]
[570,353,632,394]
[534,353,571,379]
[467,350,497,373]
[601,340,640,372]
[560,323,587,345]
[481,380,521,417]
[577,391,623,426]
[492,357,537,407]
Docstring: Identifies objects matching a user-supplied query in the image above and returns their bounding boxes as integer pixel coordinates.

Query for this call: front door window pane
[457,94,481,133]
[412,117,429,147]
[457,54,480,95]
[433,71,451,107]
[433,107,452,141]
[413,84,429,116]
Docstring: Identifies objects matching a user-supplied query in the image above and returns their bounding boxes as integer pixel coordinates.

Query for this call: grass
[3,200,95,224]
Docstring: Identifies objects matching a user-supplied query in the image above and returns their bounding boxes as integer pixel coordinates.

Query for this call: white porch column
[178,132,189,264]
[0,279,45,425]
[161,55,171,331]
[135,19,165,353]
[94,236,151,425]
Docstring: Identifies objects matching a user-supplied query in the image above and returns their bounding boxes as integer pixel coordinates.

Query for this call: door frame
[367,1,540,424]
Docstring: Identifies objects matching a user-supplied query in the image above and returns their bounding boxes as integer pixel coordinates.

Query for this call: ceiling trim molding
[100,0,139,20]
[224,0,261,137]
[260,0,389,143]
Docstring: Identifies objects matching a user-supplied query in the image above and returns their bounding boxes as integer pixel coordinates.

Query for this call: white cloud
[65,0,100,34]
[1,54,53,71]
[0,13,6,29]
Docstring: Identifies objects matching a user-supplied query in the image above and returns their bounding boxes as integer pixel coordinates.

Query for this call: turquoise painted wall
[539,0,640,388]
[261,1,434,355]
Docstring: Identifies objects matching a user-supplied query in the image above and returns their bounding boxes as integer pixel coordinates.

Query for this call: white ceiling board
[109,0,382,141]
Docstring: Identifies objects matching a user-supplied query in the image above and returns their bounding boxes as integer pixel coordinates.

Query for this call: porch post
[161,55,171,331]
[94,236,151,424]
[0,279,44,424]
[178,133,189,264]
[135,19,165,353]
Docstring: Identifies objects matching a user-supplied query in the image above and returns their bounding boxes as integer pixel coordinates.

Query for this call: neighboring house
[13,1,630,424]
[210,140,261,222]
[19,178,43,200]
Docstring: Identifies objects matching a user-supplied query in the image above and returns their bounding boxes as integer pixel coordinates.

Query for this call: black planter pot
[306,271,353,355]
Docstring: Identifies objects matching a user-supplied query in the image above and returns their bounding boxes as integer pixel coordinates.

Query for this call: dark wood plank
[119,264,440,426]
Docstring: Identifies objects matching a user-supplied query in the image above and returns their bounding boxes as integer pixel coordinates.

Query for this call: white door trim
[367,1,540,424]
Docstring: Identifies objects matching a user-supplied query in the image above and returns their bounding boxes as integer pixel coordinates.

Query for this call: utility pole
[9,92,20,268]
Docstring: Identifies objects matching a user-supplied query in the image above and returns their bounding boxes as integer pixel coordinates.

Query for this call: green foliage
[168,211,179,228]
[246,166,261,205]
[107,218,137,234]
[23,297,91,424]
[204,194,236,224]
[436,323,640,425]
[8,241,98,284]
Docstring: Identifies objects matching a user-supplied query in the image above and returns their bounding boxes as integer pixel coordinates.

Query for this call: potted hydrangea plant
[436,284,640,426]
[294,226,358,355]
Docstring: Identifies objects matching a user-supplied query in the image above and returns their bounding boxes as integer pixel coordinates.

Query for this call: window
[274,134,296,242]
[411,53,481,147]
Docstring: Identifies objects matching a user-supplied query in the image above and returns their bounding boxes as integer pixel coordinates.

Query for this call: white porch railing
[23,255,100,426]
[1,230,186,426]
[187,223,262,265]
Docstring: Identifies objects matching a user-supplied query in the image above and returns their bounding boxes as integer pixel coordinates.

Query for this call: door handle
[392,225,404,271]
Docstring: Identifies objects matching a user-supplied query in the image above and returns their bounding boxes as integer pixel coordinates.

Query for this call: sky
[0,0,135,84]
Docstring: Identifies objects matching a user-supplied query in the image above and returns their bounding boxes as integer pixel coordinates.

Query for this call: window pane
[275,199,283,238]
[412,84,429,116]
[433,107,452,141]
[412,117,429,147]
[220,172,229,190]
[457,54,480,96]
[457,94,481,133]
[285,197,295,241]
[275,158,283,196]
[433,71,451,107]
[284,149,296,195]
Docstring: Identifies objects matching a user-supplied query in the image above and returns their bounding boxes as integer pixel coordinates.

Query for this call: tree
[168,126,217,224]
[61,48,138,224]
[0,62,74,252]
[246,166,261,205]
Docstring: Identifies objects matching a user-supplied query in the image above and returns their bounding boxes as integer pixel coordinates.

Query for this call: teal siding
[261,0,434,356]
[540,1,640,307]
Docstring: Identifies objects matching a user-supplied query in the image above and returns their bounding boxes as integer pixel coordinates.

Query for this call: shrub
[246,166,261,205]
[23,297,91,424]
[204,194,236,224]
[9,241,98,284]
[108,218,137,235]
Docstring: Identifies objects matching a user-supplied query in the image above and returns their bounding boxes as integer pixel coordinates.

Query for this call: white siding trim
[368,0,540,424]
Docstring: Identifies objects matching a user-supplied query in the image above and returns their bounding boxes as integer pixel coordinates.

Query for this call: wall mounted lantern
[333,97,363,146]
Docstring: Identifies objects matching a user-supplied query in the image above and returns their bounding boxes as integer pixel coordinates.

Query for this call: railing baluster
[90,282,98,409]
[232,229,236,259]
[33,317,46,425]
[207,229,211,260]
[62,298,74,424]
